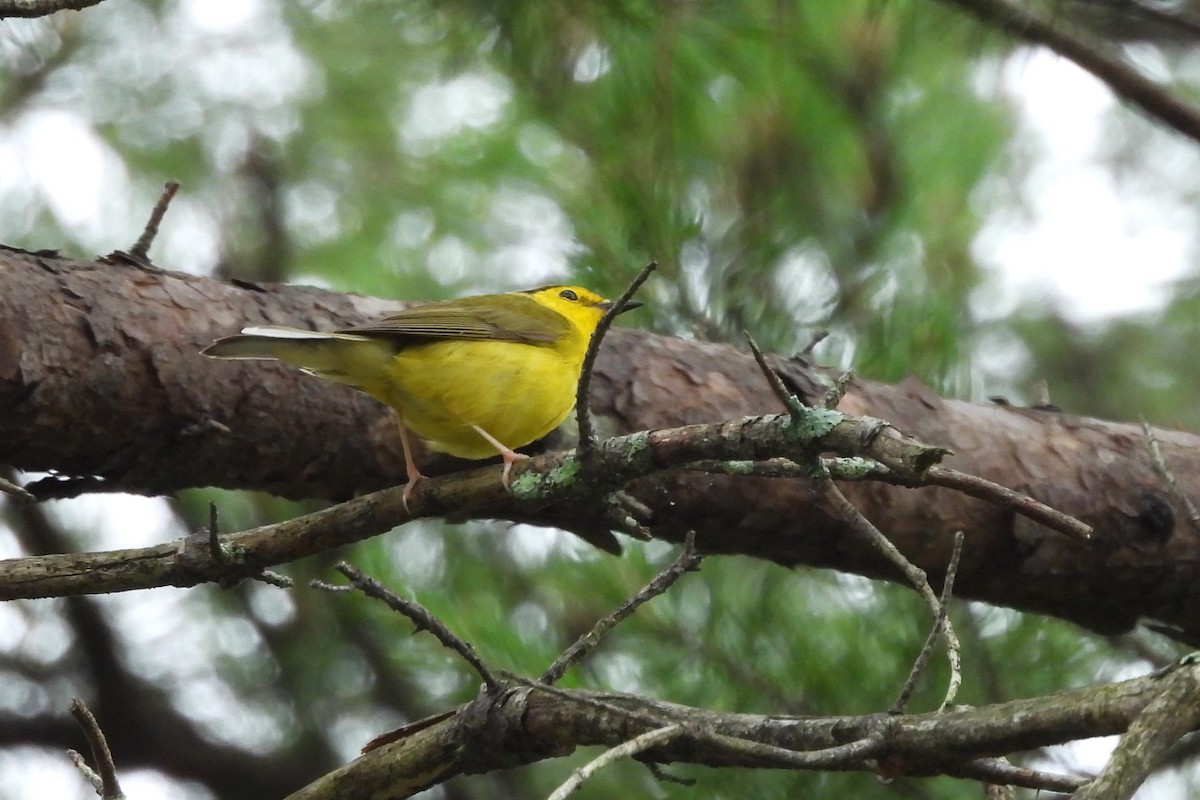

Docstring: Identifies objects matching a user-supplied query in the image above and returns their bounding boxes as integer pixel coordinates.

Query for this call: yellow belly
[362,337,585,459]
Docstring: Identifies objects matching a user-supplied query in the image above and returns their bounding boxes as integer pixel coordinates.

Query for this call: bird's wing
[340,295,571,345]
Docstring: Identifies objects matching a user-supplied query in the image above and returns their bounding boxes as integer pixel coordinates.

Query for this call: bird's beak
[598,299,644,315]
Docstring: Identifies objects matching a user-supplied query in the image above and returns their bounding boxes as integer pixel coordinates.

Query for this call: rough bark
[287,673,1173,800]
[3,247,1199,637]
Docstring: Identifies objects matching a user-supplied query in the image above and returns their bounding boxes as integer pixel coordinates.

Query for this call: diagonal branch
[540,532,701,684]
[937,0,1200,144]
[285,672,1164,800]
[320,562,499,691]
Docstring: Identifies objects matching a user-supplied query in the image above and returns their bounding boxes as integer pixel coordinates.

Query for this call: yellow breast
[363,330,588,459]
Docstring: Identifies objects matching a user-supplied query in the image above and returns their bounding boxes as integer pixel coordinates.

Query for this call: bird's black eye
[559,289,578,302]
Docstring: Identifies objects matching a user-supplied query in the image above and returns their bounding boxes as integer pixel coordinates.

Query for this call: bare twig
[0,473,34,503]
[129,181,179,262]
[207,502,223,566]
[1142,419,1200,535]
[923,466,1091,540]
[681,457,1091,541]
[950,757,1084,794]
[745,333,807,416]
[575,261,656,457]
[547,724,684,800]
[893,530,964,714]
[799,329,828,357]
[643,761,696,786]
[330,562,499,691]
[541,532,702,684]
[69,698,125,799]
[67,751,103,795]
[823,369,855,410]
[813,475,962,708]
[177,503,293,589]
[601,491,653,540]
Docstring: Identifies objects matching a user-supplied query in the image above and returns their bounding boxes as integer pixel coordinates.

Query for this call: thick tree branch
[3,251,1200,636]
[285,668,1183,800]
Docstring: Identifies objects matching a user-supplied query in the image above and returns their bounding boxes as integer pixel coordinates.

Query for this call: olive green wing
[341,293,572,345]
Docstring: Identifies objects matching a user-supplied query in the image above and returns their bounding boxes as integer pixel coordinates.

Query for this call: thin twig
[681,457,1091,541]
[643,761,696,786]
[0,473,34,503]
[745,332,807,416]
[332,562,499,691]
[1142,419,1200,535]
[949,756,1085,794]
[67,751,103,795]
[207,502,223,566]
[129,181,179,262]
[69,698,125,800]
[185,503,291,588]
[547,724,684,800]
[823,369,855,410]
[575,261,656,457]
[813,475,962,708]
[799,329,828,357]
[893,530,964,714]
[541,532,701,684]
[923,466,1091,540]
[601,491,654,540]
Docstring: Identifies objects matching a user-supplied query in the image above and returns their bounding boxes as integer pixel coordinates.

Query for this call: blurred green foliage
[2,1,1196,798]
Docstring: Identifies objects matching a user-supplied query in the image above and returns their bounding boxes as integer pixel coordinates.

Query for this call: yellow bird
[202,285,641,502]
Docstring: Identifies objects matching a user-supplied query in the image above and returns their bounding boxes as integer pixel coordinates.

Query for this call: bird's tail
[202,326,392,387]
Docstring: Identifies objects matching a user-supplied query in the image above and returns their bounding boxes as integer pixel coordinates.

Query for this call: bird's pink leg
[394,412,424,510]
[470,424,529,489]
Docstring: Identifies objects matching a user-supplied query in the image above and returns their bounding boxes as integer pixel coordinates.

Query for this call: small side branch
[322,562,499,691]
[69,698,125,800]
[541,532,701,684]
[129,181,179,263]
[0,473,34,503]
[814,475,962,708]
[922,466,1091,540]
[686,458,1091,541]
[893,530,964,714]
[948,757,1085,794]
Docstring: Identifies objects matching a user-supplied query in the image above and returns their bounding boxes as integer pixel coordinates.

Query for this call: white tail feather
[239,326,370,341]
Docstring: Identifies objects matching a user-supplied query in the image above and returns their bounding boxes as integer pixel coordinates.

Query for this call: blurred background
[3,1,1200,797]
